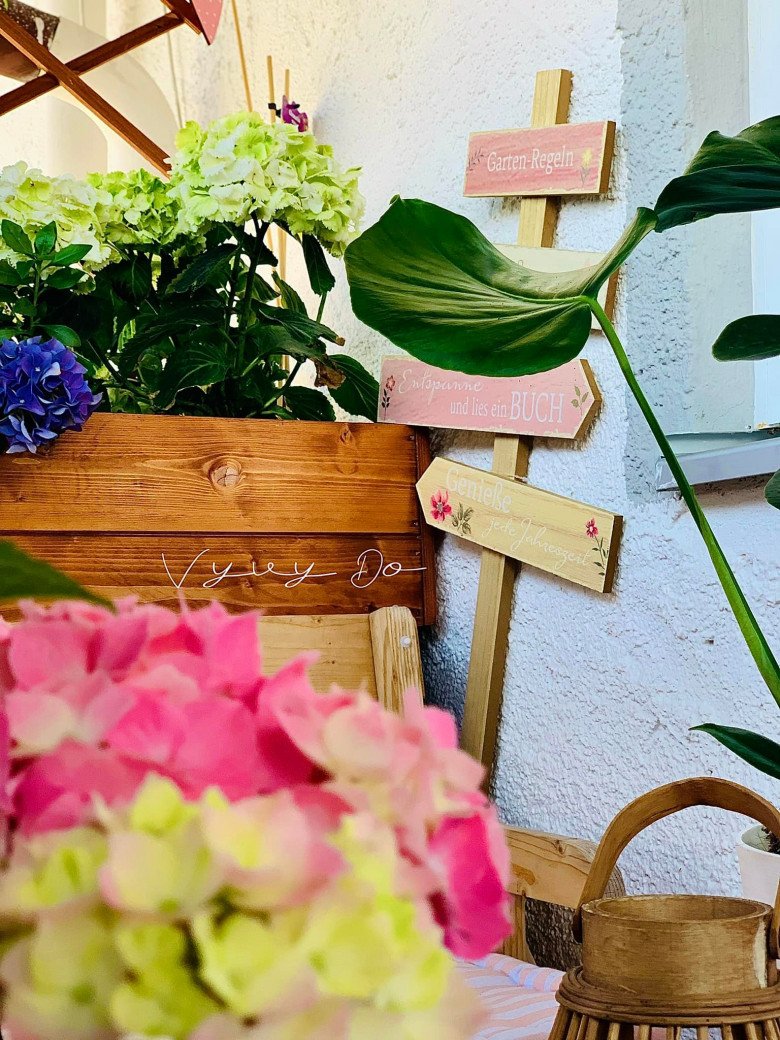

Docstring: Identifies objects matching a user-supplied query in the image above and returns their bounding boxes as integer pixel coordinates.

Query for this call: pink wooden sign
[191,0,224,44]
[378,358,601,441]
[464,121,615,198]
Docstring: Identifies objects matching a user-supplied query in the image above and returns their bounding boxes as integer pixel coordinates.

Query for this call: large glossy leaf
[301,234,336,297]
[766,469,780,510]
[655,117,780,232]
[713,315,780,362]
[694,723,780,781]
[345,198,655,377]
[0,540,110,607]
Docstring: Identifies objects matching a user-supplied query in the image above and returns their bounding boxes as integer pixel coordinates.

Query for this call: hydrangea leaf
[712,314,780,361]
[345,198,654,377]
[327,355,379,420]
[655,117,780,232]
[0,541,110,607]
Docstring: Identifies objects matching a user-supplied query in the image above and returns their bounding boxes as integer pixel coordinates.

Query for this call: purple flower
[0,337,101,455]
[280,95,309,132]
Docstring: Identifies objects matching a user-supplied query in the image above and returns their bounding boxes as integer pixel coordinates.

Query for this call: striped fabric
[460,955,563,1040]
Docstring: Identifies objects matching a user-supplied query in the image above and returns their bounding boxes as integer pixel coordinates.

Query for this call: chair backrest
[258,606,425,713]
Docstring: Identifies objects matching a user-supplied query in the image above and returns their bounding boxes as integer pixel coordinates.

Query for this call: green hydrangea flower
[168,112,364,255]
[89,168,180,247]
[0,161,114,268]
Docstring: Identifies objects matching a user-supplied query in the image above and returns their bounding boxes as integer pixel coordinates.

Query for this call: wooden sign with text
[417,458,621,593]
[379,357,601,440]
[465,120,615,198]
[0,415,436,624]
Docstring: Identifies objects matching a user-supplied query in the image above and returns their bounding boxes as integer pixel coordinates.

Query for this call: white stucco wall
[82,0,780,895]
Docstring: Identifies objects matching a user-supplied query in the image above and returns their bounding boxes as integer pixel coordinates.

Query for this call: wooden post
[461,69,573,777]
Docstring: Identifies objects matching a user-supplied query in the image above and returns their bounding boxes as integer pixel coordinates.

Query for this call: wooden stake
[267,55,277,122]
[231,0,253,111]
[461,69,573,778]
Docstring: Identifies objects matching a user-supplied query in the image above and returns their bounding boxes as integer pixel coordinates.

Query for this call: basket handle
[572,777,780,955]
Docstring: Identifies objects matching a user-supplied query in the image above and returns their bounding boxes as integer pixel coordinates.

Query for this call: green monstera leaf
[345,198,655,377]
[655,117,780,232]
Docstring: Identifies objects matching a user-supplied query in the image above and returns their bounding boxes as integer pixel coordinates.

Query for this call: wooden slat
[462,68,573,776]
[0,14,184,115]
[369,606,425,714]
[3,534,431,622]
[0,11,170,174]
[0,415,424,535]
[258,614,377,696]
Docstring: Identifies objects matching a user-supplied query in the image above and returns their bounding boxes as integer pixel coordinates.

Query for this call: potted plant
[0,110,376,432]
[343,118,780,897]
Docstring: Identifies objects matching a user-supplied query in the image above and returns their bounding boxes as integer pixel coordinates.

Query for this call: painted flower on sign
[585,518,598,538]
[431,489,452,522]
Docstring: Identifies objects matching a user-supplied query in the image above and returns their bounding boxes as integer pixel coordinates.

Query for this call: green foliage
[344,115,780,784]
[345,199,654,376]
[712,314,780,511]
[0,219,379,422]
[0,541,109,607]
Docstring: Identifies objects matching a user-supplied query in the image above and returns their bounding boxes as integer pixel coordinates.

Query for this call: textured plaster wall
[121,0,780,897]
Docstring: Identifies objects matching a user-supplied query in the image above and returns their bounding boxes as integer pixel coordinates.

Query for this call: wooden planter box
[0,414,436,624]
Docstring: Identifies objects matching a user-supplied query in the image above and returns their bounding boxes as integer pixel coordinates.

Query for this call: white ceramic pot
[738,824,780,905]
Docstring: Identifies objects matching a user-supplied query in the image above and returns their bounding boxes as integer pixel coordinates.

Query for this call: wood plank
[0,11,171,175]
[503,826,601,907]
[0,415,425,535]
[493,244,617,326]
[258,614,377,696]
[369,606,425,715]
[464,120,615,198]
[418,457,622,593]
[0,14,184,115]
[462,69,573,771]
[378,357,601,439]
[2,534,431,621]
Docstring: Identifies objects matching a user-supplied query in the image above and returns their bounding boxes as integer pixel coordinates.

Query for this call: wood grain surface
[0,415,436,623]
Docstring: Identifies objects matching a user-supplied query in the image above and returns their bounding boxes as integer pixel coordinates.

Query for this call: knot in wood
[209,459,242,489]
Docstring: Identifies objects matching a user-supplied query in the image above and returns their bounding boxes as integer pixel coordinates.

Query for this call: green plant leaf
[50,244,92,267]
[156,336,230,408]
[693,724,780,781]
[327,354,380,420]
[45,267,85,291]
[256,304,344,347]
[301,234,336,297]
[34,222,57,256]
[654,117,780,232]
[284,385,336,421]
[766,468,780,510]
[345,198,654,377]
[272,272,307,314]
[168,244,236,294]
[0,261,20,287]
[0,540,110,607]
[1,219,33,257]
[112,253,153,304]
[712,314,780,362]
[41,324,81,348]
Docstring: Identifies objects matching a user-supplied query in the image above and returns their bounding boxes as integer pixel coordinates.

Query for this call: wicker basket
[554,778,780,1039]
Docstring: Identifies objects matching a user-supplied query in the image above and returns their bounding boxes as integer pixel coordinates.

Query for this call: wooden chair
[258,605,624,968]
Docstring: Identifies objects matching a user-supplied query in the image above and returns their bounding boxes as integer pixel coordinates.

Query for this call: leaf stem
[263,359,302,409]
[237,217,270,370]
[590,296,780,708]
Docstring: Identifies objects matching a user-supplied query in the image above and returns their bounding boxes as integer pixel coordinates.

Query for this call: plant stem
[316,294,327,323]
[237,217,269,371]
[590,297,780,708]
[263,358,302,410]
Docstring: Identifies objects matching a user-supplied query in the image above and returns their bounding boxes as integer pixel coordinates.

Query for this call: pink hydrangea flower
[0,596,510,980]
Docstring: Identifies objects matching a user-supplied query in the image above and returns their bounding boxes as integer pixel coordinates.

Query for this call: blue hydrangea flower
[0,337,101,454]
